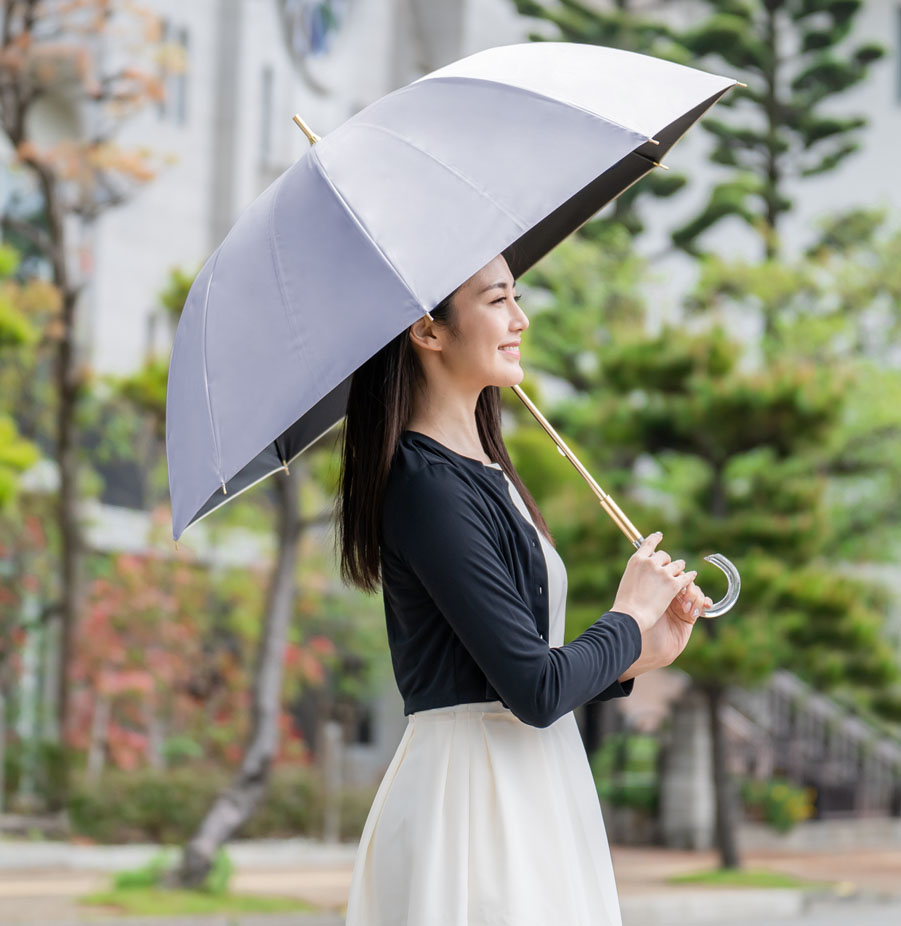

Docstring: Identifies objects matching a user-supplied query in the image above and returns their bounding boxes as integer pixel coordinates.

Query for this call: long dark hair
[336,289,553,594]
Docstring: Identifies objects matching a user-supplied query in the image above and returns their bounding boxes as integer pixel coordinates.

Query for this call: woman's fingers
[676,570,697,594]
[634,531,663,558]
[651,549,672,567]
[679,581,709,617]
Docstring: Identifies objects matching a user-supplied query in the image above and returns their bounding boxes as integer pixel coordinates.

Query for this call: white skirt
[344,701,624,926]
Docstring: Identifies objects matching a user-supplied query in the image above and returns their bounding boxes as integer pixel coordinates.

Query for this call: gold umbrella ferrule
[293,114,321,145]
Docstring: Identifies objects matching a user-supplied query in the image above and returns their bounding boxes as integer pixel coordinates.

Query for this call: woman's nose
[513,301,529,330]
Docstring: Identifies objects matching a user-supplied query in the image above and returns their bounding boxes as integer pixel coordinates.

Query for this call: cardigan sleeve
[383,463,642,728]
[588,677,635,702]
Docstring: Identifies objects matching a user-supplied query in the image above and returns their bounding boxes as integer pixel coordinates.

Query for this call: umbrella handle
[509,383,740,618]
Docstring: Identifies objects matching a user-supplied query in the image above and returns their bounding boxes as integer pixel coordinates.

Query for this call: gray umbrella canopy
[166,42,737,541]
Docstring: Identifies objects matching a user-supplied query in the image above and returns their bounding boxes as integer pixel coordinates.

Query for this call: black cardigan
[379,430,643,728]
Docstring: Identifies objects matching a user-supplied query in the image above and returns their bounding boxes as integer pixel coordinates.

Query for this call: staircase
[724,670,901,818]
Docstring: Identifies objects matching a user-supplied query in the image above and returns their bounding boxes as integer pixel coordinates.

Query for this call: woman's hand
[611,532,696,634]
[648,581,713,666]
[616,562,714,683]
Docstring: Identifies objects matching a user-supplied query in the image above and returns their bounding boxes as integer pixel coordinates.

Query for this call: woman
[337,253,712,925]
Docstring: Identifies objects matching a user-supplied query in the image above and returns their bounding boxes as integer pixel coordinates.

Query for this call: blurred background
[0,0,899,922]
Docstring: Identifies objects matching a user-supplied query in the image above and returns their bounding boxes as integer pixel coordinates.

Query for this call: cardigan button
[538,585,543,595]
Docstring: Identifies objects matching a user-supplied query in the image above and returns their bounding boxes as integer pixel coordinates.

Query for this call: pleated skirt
[344,701,624,926]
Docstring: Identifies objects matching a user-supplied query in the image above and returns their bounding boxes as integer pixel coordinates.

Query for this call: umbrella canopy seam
[349,120,531,234]
[268,171,317,392]
[308,146,427,312]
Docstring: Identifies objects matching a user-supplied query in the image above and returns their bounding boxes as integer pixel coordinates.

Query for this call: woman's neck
[406,413,489,464]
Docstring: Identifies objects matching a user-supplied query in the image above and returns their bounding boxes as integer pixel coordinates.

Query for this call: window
[157,18,189,126]
[260,65,274,165]
[897,5,901,102]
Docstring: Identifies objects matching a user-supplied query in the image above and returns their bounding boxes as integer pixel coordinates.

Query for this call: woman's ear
[409,315,442,352]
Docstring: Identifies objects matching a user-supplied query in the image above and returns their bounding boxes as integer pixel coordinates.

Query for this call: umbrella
[165,41,741,613]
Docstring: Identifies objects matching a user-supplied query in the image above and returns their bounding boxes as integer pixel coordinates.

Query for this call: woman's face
[414,254,529,391]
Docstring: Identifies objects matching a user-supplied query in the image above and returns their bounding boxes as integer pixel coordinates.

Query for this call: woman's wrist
[610,597,654,634]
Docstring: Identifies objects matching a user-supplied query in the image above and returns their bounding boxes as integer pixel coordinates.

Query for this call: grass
[667,867,833,890]
[79,887,317,916]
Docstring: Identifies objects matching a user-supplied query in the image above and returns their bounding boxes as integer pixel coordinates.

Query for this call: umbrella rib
[350,121,530,232]
[199,249,225,487]
[308,147,426,312]
[178,416,345,539]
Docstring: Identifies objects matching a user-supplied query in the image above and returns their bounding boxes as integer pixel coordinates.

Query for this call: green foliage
[0,415,40,509]
[81,886,309,916]
[668,867,823,888]
[204,848,233,896]
[740,777,816,832]
[113,849,175,890]
[518,231,901,715]
[69,767,230,844]
[0,291,39,349]
[67,765,378,844]
[590,732,659,813]
[110,359,169,429]
[0,243,42,510]
[0,242,20,276]
[158,265,199,321]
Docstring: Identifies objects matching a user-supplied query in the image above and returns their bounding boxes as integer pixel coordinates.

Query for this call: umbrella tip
[293,114,321,145]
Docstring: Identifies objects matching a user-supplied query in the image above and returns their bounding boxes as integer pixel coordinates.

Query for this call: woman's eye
[492,293,522,304]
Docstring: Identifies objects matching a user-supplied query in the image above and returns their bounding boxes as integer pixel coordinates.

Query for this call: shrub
[68,764,377,844]
[740,777,816,832]
[589,732,659,814]
[69,767,229,843]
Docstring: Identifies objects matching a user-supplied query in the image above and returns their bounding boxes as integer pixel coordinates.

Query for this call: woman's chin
[489,365,525,388]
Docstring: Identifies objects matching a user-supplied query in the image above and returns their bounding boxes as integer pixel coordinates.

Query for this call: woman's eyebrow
[478,281,516,294]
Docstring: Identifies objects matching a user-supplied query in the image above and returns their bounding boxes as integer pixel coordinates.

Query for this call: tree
[671,0,884,261]
[0,241,41,811]
[517,231,901,868]
[0,1,178,788]
[109,267,346,885]
[511,1,885,266]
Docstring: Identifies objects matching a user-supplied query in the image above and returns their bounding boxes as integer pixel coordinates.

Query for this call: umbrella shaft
[509,384,643,545]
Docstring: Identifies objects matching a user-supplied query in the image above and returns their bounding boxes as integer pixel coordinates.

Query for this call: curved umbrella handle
[510,384,741,617]
[628,538,740,618]
[700,552,741,618]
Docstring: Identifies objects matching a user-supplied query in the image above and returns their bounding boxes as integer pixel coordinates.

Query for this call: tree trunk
[31,155,85,807]
[175,464,303,887]
[55,288,82,784]
[0,689,6,813]
[705,683,741,869]
[320,719,344,844]
[86,696,110,784]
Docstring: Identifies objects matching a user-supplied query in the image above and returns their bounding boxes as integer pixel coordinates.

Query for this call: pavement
[0,838,899,925]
